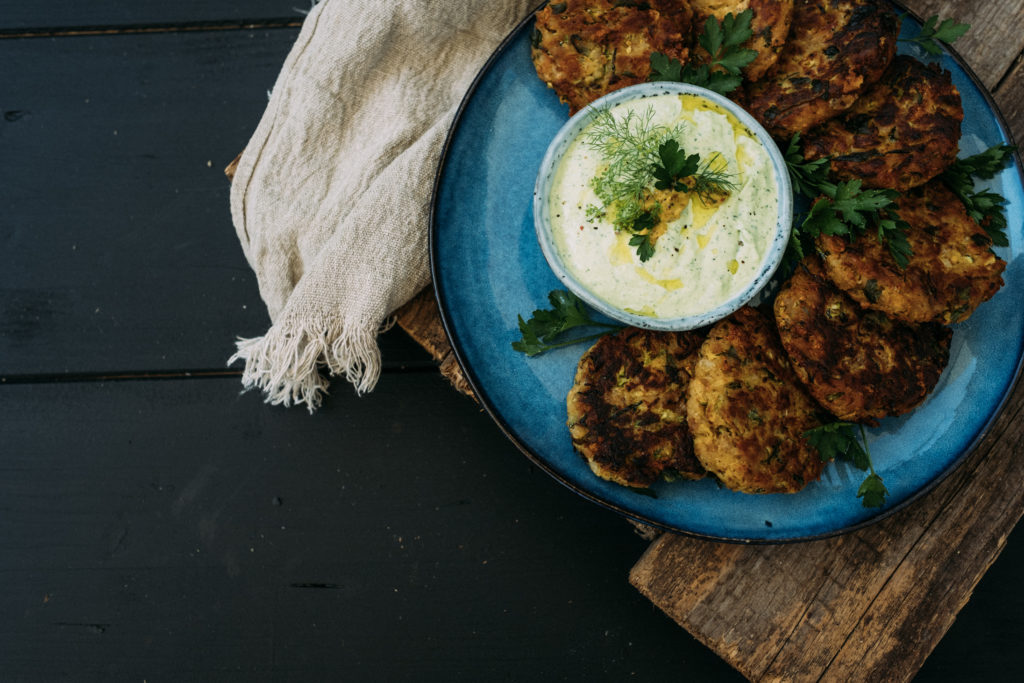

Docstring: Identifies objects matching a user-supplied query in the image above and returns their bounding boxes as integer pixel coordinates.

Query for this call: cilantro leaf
[902,15,970,56]
[941,145,1016,247]
[511,290,622,357]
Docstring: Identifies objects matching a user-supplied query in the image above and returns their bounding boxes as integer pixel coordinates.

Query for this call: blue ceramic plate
[429,6,1024,542]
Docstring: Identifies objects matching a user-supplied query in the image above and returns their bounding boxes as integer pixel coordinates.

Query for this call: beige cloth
[229,0,537,410]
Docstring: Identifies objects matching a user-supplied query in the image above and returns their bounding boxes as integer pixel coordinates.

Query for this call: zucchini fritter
[531,0,694,114]
[818,181,1007,324]
[802,56,963,191]
[774,257,952,423]
[743,0,899,138]
[567,327,706,488]
[688,0,795,81]
[686,307,827,494]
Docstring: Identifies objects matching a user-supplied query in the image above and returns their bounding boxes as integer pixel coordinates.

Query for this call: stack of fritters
[818,181,1006,325]
[800,55,964,191]
[743,0,900,138]
[531,0,695,114]
[774,257,953,423]
[567,327,707,487]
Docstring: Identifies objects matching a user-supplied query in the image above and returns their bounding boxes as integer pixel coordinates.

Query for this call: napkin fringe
[229,317,382,412]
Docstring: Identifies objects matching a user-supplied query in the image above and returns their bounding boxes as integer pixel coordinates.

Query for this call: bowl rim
[532,81,794,331]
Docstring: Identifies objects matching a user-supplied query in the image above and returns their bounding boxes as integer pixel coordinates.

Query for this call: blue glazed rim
[532,82,794,331]
[428,1,1024,543]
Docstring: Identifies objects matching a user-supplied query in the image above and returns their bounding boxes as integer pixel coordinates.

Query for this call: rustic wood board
[395,0,1024,680]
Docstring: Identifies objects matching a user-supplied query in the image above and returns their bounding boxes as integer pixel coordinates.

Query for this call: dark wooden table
[2,1,1022,680]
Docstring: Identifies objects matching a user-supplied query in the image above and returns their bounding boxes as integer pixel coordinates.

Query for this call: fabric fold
[228,0,537,410]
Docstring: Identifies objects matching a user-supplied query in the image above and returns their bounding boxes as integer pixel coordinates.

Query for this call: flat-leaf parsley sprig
[941,144,1017,247]
[899,14,970,56]
[649,9,757,95]
[511,290,623,357]
[804,422,888,508]
[783,132,836,199]
[786,179,912,270]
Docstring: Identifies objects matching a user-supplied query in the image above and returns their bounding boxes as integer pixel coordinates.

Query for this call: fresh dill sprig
[584,107,676,211]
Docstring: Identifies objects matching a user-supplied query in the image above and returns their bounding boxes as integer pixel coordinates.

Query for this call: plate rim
[427,0,1024,544]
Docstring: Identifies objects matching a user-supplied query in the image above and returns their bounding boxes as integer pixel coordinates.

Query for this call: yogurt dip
[548,92,781,319]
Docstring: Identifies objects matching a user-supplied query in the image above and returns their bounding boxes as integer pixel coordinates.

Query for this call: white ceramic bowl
[533,82,793,330]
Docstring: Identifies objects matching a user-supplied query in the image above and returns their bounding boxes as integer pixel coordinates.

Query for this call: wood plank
[0,1,303,31]
[901,0,1024,91]
[0,376,741,681]
[0,28,431,377]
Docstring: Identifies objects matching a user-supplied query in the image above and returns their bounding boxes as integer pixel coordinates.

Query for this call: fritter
[742,0,899,138]
[531,0,694,114]
[686,306,827,494]
[688,0,794,81]
[818,181,1006,325]
[774,256,953,423]
[567,327,706,488]
[801,56,963,191]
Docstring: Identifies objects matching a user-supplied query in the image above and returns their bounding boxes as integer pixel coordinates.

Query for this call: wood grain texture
[0,1,302,31]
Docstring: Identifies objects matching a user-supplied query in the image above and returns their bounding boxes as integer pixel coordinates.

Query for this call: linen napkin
[229,0,537,410]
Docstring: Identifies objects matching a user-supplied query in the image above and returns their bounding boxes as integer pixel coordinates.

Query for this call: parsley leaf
[652,140,700,191]
[941,145,1016,247]
[783,133,836,199]
[788,180,912,271]
[804,422,888,508]
[901,15,970,56]
[648,10,757,95]
[511,290,622,357]
[629,232,656,261]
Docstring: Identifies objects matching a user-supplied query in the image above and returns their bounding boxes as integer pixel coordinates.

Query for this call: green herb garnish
[582,107,733,261]
[511,290,622,357]
[804,422,888,508]
[787,179,912,270]
[941,144,1016,247]
[900,15,970,56]
[649,10,758,95]
[783,132,836,199]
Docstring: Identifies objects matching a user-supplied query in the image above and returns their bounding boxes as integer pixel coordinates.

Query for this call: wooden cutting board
[393,1,1024,679]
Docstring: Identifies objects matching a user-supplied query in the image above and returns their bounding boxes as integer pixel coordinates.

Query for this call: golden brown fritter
[567,327,706,488]
[801,56,963,191]
[686,307,827,494]
[818,181,1006,325]
[774,257,952,423]
[742,0,900,138]
[688,0,794,81]
[531,0,694,114]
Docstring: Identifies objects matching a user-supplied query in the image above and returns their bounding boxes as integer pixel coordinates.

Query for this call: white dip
[549,93,779,318]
